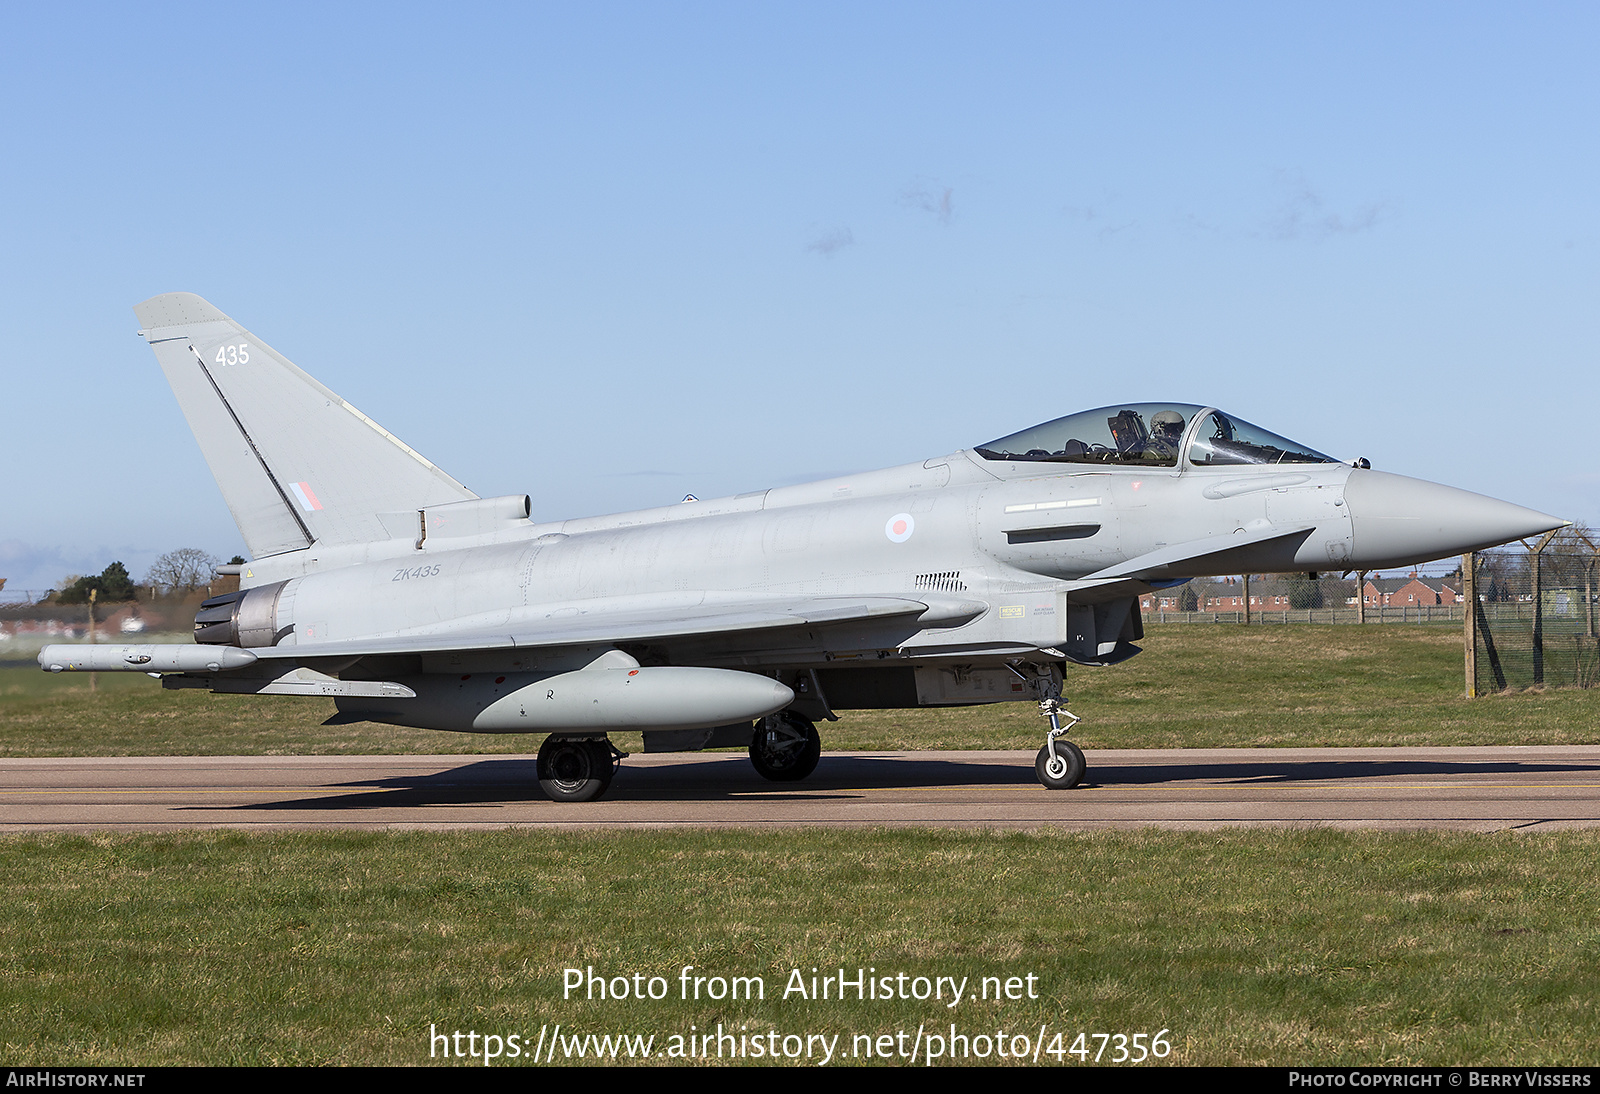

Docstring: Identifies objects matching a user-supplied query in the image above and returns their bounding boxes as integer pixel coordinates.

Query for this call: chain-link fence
[1149,605,1465,625]
[1138,527,1599,695]
[1470,537,1600,693]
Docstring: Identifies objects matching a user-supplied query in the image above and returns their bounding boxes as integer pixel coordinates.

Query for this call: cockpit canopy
[975,404,1339,469]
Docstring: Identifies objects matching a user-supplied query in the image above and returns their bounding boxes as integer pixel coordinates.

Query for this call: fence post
[87,587,97,694]
[1530,529,1559,685]
[1463,552,1477,698]
[1532,542,1542,684]
[1587,557,1596,640]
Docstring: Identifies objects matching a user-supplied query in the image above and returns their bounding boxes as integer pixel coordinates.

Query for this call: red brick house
[1362,574,1461,607]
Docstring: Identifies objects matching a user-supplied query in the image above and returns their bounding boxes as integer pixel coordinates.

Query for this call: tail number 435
[215,343,251,366]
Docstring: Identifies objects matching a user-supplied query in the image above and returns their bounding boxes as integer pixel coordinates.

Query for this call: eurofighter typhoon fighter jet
[41,294,1566,800]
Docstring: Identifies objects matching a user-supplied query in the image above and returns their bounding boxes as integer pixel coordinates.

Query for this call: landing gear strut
[1026,666,1087,790]
[537,735,624,802]
[749,711,821,782]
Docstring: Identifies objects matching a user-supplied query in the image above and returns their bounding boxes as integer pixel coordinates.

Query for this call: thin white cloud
[1064,204,1139,241]
[1268,172,1389,240]
[899,179,954,225]
[806,226,855,256]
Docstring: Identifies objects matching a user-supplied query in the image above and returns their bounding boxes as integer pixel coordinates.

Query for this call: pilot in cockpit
[1147,409,1187,459]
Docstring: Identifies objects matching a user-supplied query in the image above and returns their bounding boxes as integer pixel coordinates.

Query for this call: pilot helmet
[1152,409,1185,434]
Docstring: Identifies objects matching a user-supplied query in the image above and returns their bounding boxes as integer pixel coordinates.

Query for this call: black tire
[1035,738,1086,790]
[749,712,821,782]
[538,736,614,802]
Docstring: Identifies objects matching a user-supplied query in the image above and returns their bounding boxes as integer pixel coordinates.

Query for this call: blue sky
[2,3,1596,592]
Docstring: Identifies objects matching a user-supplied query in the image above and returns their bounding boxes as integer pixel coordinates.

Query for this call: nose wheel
[1036,736,1086,789]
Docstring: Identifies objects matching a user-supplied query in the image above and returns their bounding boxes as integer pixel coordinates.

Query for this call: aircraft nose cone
[1344,469,1566,568]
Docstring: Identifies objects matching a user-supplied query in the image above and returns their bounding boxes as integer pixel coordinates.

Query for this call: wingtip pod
[38,644,259,674]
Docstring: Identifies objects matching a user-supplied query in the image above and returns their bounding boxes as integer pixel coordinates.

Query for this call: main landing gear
[536,711,826,800]
[537,735,625,803]
[749,710,822,782]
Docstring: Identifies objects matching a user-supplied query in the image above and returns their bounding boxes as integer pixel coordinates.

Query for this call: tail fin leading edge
[134,293,475,557]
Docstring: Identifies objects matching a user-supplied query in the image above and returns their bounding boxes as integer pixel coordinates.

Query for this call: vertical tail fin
[134,293,475,557]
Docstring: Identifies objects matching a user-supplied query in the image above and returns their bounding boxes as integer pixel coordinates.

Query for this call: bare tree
[144,548,219,593]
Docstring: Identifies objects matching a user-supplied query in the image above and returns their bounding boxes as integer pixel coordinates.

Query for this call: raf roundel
[884,513,915,543]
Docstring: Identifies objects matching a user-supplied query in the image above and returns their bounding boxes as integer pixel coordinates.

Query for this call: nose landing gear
[1023,665,1087,790]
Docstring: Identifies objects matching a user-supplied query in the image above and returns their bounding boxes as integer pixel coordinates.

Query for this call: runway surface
[2,746,1599,832]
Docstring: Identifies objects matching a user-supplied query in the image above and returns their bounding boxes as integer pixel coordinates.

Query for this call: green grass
[4,625,1596,756]
[2,828,1597,1066]
[834,622,1600,750]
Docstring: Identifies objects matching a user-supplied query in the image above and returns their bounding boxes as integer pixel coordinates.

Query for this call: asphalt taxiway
[1,746,1598,832]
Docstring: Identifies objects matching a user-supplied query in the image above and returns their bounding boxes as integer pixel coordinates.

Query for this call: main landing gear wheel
[1035,738,1086,790]
[537,736,616,803]
[749,711,821,782]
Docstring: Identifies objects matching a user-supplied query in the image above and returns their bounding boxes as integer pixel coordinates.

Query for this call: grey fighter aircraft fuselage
[41,295,1567,800]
